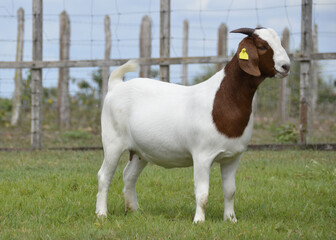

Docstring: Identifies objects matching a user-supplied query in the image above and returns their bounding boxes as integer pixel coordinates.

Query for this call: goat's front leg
[220,155,241,223]
[193,157,212,223]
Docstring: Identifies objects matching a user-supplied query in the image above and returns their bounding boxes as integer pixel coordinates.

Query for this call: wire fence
[0,0,335,149]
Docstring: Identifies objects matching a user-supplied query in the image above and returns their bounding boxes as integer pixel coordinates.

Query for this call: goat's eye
[258,46,267,51]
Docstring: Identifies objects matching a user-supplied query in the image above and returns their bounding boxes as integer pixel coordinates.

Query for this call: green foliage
[150,68,159,79]
[256,77,281,115]
[21,70,32,110]
[60,130,91,141]
[75,81,97,105]
[78,79,92,90]
[43,87,57,106]
[0,151,335,239]
[287,60,301,117]
[274,123,299,143]
[0,98,12,123]
[318,77,336,105]
[20,69,57,109]
[92,68,103,92]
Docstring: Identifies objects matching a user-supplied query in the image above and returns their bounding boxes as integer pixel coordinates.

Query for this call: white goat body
[103,67,252,168]
[96,27,290,223]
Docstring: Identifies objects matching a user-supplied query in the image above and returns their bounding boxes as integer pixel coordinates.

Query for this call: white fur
[254,28,290,75]
[96,28,289,223]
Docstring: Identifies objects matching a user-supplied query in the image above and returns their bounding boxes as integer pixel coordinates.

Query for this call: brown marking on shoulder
[212,58,259,138]
[212,35,276,138]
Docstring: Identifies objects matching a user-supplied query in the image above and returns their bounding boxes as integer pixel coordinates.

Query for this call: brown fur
[212,35,276,138]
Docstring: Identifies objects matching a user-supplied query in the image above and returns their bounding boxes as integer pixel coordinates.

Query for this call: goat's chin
[272,68,288,78]
[275,71,288,78]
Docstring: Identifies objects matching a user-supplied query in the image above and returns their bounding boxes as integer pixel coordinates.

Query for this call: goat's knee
[223,182,236,201]
[98,169,110,190]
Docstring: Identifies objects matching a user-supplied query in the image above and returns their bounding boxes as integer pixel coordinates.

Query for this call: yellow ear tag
[239,48,249,60]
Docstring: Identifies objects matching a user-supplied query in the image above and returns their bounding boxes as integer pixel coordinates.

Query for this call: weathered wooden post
[58,10,70,130]
[299,0,312,144]
[31,0,43,149]
[181,19,189,85]
[139,15,152,78]
[102,15,111,106]
[160,0,170,82]
[311,24,318,119]
[217,23,227,71]
[11,8,24,126]
[279,27,290,122]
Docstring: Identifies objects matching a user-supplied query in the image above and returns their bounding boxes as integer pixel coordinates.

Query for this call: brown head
[231,27,290,78]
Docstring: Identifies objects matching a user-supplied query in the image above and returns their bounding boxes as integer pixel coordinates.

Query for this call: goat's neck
[224,54,265,101]
[211,54,265,138]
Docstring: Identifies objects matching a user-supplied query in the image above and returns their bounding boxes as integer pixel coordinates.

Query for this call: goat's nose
[282,64,290,73]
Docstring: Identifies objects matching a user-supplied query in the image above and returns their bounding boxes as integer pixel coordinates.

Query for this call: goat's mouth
[275,69,289,78]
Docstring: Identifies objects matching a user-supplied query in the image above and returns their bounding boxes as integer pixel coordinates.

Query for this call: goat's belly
[135,148,193,168]
[133,139,193,168]
[144,155,193,168]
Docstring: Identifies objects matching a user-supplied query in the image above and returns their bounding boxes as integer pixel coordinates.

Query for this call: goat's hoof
[96,214,107,219]
[224,213,237,223]
[96,210,107,219]
[193,217,205,224]
[125,202,138,213]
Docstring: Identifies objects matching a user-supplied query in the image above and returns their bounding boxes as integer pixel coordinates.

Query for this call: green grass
[0,151,335,239]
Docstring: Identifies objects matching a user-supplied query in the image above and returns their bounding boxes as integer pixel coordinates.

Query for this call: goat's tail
[108,59,139,92]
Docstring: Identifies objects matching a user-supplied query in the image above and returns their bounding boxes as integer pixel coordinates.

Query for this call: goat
[96,27,290,223]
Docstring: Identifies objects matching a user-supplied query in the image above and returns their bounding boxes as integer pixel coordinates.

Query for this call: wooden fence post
[181,19,188,85]
[11,8,24,126]
[58,11,70,130]
[139,15,152,78]
[311,24,318,120]
[279,27,290,122]
[299,0,312,144]
[217,23,227,71]
[102,15,111,106]
[160,0,170,82]
[31,0,43,149]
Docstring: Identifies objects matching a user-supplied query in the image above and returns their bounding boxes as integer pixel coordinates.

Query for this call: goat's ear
[237,37,261,77]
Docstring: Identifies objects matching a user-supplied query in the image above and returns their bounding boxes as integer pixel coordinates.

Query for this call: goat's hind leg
[96,143,124,217]
[123,152,147,212]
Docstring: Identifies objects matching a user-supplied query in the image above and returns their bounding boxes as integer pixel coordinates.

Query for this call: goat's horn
[230,28,255,37]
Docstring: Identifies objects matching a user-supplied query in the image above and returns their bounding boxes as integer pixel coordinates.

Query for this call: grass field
[0,150,335,239]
